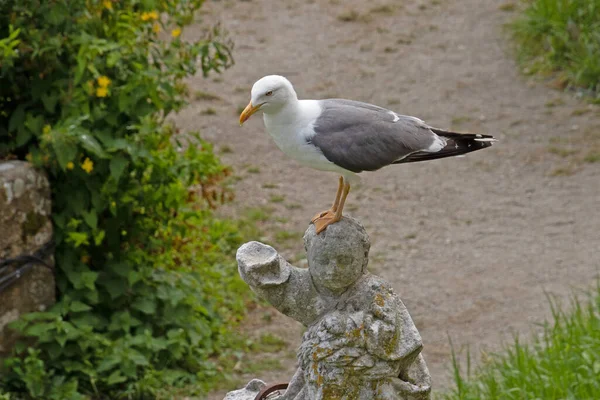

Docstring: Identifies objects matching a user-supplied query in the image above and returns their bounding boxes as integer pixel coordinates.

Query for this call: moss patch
[22,212,46,240]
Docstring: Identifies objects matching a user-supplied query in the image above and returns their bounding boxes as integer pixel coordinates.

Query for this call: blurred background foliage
[511,0,600,100]
[0,0,250,398]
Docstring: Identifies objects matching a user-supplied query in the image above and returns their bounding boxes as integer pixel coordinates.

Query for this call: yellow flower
[43,125,51,135]
[171,28,181,38]
[81,158,94,174]
[141,10,158,21]
[103,0,112,10]
[97,75,111,88]
[111,201,116,207]
[152,23,161,33]
[96,87,108,97]
[66,161,75,170]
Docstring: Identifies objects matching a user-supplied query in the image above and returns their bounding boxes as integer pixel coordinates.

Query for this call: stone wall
[0,161,54,356]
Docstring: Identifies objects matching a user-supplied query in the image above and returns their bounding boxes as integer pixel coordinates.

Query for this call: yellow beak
[239,101,262,125]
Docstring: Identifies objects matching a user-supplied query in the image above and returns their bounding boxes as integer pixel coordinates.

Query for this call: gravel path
[176,0,600,397]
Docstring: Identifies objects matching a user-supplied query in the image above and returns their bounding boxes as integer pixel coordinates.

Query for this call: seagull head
[239,75,298,125]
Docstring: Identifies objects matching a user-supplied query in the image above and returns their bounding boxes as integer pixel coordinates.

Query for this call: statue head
[304,217,370,292]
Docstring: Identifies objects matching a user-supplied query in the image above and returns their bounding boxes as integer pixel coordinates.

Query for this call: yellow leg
[331,176,344,212]
[311,176,344,222]
[313,182,350,234]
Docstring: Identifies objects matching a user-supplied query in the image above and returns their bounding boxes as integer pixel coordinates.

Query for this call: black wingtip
[394,130,495,164]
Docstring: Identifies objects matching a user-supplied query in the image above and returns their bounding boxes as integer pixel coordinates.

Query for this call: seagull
[239,75,495,234]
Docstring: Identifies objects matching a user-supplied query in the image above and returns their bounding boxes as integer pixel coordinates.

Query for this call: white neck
[263,99,321,131]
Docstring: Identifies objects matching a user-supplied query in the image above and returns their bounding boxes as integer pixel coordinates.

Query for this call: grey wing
[310,99,440,173]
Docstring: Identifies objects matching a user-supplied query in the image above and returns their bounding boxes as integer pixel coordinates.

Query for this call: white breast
[263,101,337,170]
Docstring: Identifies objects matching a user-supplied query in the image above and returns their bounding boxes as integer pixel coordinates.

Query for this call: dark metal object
[254,382,289,400]
[0,240,55,294]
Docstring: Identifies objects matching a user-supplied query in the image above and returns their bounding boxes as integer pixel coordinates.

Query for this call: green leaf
[55,332,68,347]
[94,230,106,246]
[132,297,156,314]
[82,210,98,230]
[79,134,108,158]
[85,289,99,304]
[74,57,87,85]
[53,213,66,229]
[107,370,127,385]
[15,128,32,146]
[127,349,149,366]
[110,154,129,182]
[24,322,55,337]
[97,355,121,373]
[41,92,58,113]
[71,313,106,329]
[81,271,98,290]
[24,113,43,134]
[47,2,67,25]
[103,278,128,300]
[118,90,130,112]
[70,301,92,313]
[67,232,89,248]
[8,106,24,132]
[46,342,64,360]
[128,271,141,286]
[52,138,77,170]
[106,51,121,68]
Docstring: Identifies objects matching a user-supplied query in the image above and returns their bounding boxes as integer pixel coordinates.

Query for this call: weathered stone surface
[229,217,431,400]
[0,161,54,356]
[223,379,267,400]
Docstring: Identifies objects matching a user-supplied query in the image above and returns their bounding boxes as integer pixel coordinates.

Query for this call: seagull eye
[265,91,273,96]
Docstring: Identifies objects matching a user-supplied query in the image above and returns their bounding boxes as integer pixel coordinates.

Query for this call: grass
[441,285,600,400]
[274,229,303,242]
[369,4,396,14]
[498,2,517,12]
[194,90,222,101]
[337,10,360,22]
[252,333,287,353]
[451,116,473,127]
[337,9,371,23]
[549,165,577,176]
[544,128,600,173]
[547,145,578,157]
[510,0,600,100]
[244,206,273,223]
[200,107,217,115]
[584,151,600,163]
[220,145,233,154]
[269,194,285,203]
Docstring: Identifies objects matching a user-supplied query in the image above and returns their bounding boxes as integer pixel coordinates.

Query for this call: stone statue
[227,217,431,400]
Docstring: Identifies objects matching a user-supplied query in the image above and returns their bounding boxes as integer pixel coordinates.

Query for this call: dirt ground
[176,0,600,397]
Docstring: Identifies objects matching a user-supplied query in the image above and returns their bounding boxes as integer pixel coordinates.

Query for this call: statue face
[304,218,370,291]
[309,250,364,290]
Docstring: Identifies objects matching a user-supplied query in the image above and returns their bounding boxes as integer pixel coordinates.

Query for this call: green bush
[511,0,600,99]
[0,0,246,398]
[442,286,600,400]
